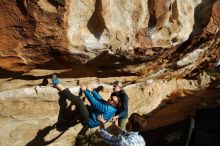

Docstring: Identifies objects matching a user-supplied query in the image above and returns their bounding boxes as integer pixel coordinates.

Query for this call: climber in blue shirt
[52,75,120,128]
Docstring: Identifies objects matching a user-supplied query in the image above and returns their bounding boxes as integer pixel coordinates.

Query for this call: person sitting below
[52,75,120,128]
[97,115,146,146]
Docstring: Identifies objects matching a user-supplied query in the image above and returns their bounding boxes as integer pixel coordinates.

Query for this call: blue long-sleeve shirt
[83,90,117,128]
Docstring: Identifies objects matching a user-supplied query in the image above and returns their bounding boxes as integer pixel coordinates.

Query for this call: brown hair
[126,113,148,132]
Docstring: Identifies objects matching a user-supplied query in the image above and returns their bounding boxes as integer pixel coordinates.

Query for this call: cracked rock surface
[0,0,220,145]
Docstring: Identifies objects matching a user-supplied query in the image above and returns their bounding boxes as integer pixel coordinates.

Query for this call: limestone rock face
[0,0,68,72]
[0,76,213,146]
[0,0,220,146]
[0,0,219,74]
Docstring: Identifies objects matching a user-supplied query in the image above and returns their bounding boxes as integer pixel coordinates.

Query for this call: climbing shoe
[52,74,61,85]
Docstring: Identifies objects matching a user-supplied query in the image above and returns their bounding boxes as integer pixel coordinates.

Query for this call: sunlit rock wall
[0,0,219,145]
[0,75,213,146]
[0,0,219,73]
[67,0,208,62]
